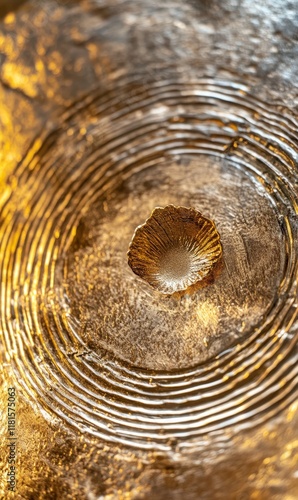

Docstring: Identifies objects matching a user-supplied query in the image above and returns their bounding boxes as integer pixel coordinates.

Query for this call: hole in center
[159,246,192,282]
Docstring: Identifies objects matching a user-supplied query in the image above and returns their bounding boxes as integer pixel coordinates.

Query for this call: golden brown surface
[0,1,297,499]
[128,205,222,294]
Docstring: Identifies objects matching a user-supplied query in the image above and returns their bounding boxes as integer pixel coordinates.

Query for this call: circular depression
[1,78,298,450]
[64,155,285,370]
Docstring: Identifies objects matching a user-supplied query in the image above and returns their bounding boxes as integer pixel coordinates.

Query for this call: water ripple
[1,77,297,451]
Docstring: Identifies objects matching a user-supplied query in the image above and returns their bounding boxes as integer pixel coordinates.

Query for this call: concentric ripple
[1,77,298,451]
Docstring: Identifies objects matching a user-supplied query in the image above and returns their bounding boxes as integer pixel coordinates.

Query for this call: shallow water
[0,1,297,498]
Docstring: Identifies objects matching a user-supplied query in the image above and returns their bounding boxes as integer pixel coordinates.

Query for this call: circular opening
[159,246,192,282]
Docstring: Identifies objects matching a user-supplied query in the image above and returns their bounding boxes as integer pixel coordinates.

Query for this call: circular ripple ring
[1,77,298,451]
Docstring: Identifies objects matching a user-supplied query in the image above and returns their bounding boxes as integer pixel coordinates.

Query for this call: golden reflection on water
[0,0,297,499]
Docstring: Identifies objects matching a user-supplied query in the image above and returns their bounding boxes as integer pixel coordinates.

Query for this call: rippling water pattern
[1,77,298,452]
